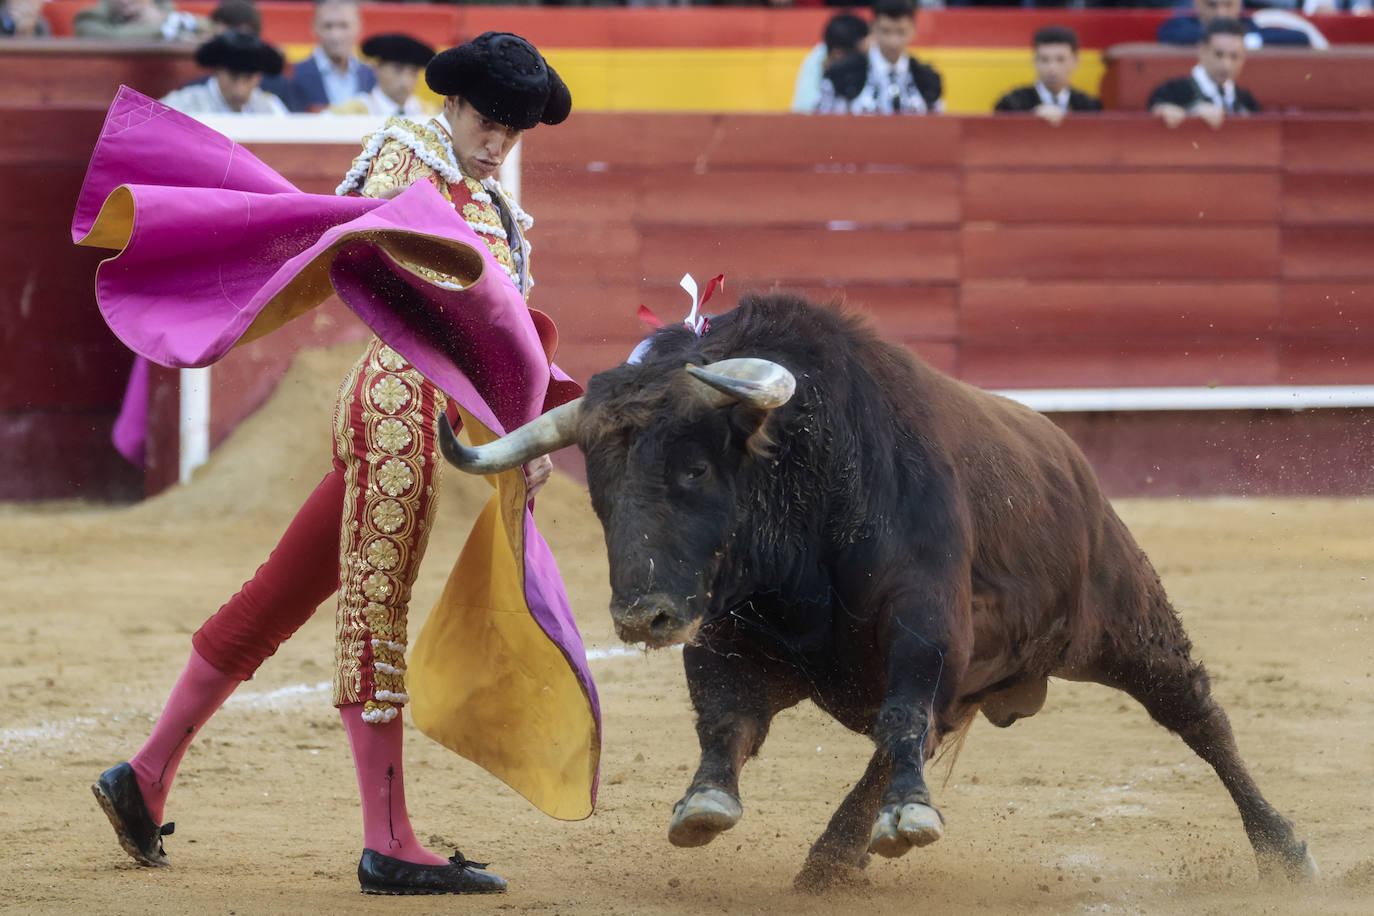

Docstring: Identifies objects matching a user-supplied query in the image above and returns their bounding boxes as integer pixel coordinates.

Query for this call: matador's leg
[331,338,446,722]
[332,339,459,872]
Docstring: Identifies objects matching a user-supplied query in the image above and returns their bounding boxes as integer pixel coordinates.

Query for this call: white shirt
[1190,63,1238,113]
[160,80,289,116]
[1034,81,1071,110]
[314,45,367,106]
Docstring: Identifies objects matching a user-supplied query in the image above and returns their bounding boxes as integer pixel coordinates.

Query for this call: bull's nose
[611,595,691,648]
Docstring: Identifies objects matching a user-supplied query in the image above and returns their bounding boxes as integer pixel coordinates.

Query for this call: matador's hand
[524,455,553,498]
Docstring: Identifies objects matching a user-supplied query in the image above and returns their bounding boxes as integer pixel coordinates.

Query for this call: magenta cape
[73,87,600,819]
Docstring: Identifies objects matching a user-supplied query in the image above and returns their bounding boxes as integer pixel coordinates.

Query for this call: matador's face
[443,98,524,182]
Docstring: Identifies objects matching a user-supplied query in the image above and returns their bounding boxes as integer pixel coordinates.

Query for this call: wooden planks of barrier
[7,105,1374,498]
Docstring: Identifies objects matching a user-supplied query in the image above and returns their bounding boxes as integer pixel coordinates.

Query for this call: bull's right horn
[438,397,582,474]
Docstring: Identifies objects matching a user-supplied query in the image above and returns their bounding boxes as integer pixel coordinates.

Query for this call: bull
[440,291,1317,889]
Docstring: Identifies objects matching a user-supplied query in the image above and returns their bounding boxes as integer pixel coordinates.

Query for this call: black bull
[440,292,1316,890]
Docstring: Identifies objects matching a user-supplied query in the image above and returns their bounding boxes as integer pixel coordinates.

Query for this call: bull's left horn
[438,398,582,474]
[686,358,796,409]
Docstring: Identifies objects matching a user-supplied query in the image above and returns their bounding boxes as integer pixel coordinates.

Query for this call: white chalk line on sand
[215,644,662,710]
[0,644,673,755]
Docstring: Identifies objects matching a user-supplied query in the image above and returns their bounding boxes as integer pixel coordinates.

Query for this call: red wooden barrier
[6,107,1374,499]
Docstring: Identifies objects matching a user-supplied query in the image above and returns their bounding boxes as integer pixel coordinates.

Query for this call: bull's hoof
[867,803,944,859]
[1257,842,1320,883]
[668,788,742,848]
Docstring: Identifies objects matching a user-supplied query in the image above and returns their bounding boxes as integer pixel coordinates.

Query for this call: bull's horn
[685,358,796,409]
[438,398,582,474]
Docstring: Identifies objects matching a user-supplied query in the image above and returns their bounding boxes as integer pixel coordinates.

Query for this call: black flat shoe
[358,848,508,895]
[91,762,174,867]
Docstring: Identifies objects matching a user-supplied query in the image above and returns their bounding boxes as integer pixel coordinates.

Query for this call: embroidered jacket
[337,117,534,296]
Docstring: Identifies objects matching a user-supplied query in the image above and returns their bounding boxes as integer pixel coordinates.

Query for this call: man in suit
[817,0,942,116]
[327,33,437,119]
[288,0,375,112]
[994,25,1102,126]
[1150,18,1262,129]
[1158,0,1317,48]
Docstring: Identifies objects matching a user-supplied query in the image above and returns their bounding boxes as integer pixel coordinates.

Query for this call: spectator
[327,33,437,118]
[1149,18,1261,129]
[994,25,1101,126]
[1158,0,1319,48]
[160,31,289,114]
[207,0,258,35]
[288,0,376,112]
[1,0,49,36]
[174,0,303,113]
[790,11,869,113]
[819,0,943,115]
[73,0,203,40]
[815,49,869,114]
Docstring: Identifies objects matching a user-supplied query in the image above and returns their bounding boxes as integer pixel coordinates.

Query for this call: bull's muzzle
[610,594,701,648]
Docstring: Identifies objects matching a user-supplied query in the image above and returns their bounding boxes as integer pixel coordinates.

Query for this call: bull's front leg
[868,626,958,859]
[669,643,801,848]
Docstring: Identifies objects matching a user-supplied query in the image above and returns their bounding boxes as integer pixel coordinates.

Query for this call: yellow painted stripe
[545,47,1106,115]
[291,45,1105,116]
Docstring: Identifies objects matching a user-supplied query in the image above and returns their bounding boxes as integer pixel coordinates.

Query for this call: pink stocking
[340,704,447,865]
[128,648,242,824]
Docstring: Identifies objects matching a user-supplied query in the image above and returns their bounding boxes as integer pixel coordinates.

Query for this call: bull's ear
[729,404,777,459]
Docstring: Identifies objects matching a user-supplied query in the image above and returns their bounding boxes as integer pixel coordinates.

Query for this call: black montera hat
[425,31,571,131]
[824,51,869,102]
[361,33,437,68]
[195,31,285,76]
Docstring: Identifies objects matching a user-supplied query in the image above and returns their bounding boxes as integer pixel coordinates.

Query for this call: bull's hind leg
[670,643,803,848]
[794,750,890,892]
[1091,632,1318,881]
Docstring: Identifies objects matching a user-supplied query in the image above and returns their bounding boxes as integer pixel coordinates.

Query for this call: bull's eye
[679,462,710,487]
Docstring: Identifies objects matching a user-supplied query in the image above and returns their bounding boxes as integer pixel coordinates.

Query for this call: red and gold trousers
[193,338,446,723]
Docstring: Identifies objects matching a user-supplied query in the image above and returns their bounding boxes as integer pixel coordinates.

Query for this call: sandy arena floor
[2,344,1371,915]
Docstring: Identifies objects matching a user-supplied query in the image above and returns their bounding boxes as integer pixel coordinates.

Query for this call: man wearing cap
[93,31,574,896]
[160,31,289,115]
[327,33,437,119]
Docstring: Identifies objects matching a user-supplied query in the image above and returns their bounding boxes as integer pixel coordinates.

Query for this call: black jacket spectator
[1148,75,1262,114]
[995,87,1102,113]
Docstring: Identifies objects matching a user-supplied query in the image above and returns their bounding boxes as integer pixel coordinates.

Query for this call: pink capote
[72,87,600,819]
